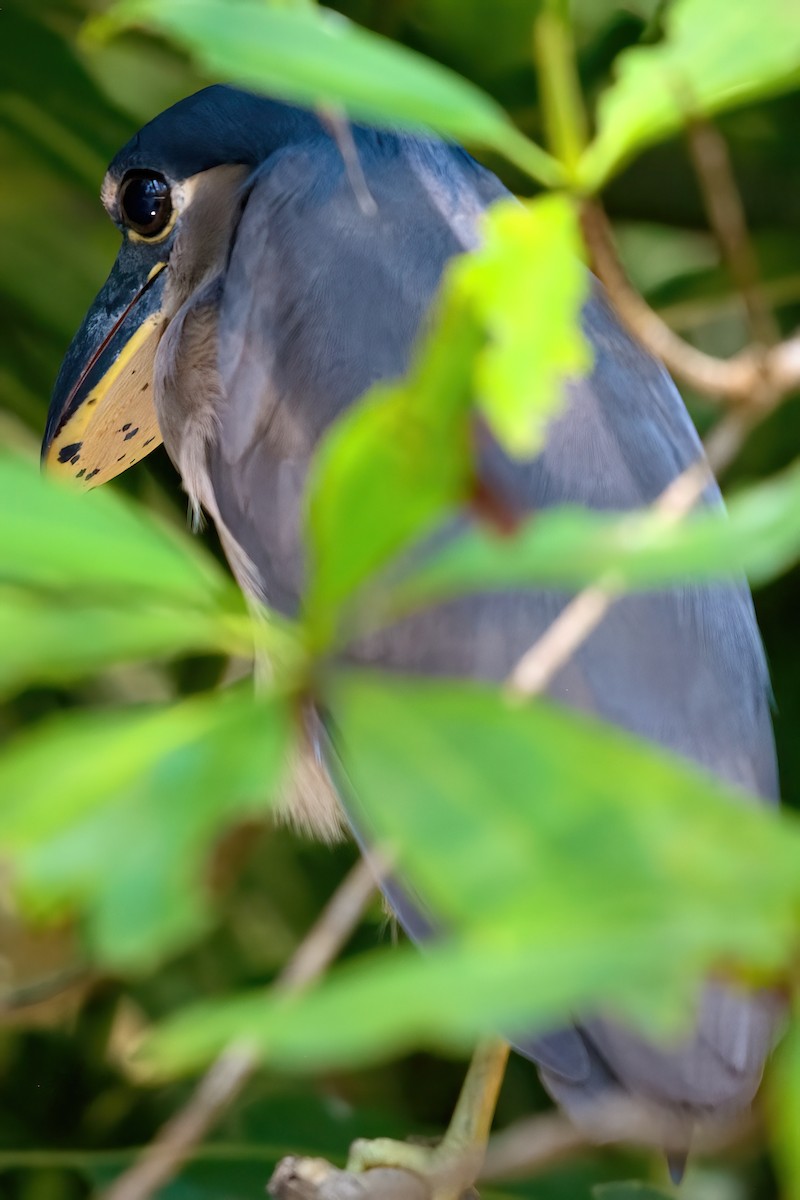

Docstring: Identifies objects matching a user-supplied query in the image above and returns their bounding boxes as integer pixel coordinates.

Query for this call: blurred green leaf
[305,194,589,645]
[328,674,798,956]
[580,0,800,190]
[303,286,480,647]
[137,933,688,1079]
[0,690,291,966]
[454,196,590,456]
[769,1014,800,1200]
[0,453,236,606]
[0,454,273,690]
[139,672,798,1078]
[96,0,562,186]
[0,7,132,184]
[0,587,248,696]
[376,459,800,622]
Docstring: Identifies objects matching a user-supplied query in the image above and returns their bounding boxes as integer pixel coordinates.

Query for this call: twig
[686,119,780,348]
[505,457,713,698]
[658,273,800,334]
[0,966,91,1013]
[479,1099,760,1183]
[702,408,757,476]
[579,200,800,407]
[319,108,378,217]
[277,854,384,991]
[100,856,380,1200]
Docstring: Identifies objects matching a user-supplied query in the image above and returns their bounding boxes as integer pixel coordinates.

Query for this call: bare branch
[480,1099,760,1183]
[702,409,757,477]
[686,120,780,348]
[506,457,713,698]
[277,855,384,991]
[100,856,380,1200]
[579,201,800,407]
[659,273,800,335]
[101,1047,257,1200]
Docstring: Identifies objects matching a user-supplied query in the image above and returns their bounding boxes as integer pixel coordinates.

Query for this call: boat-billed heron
[43,85,779,1182]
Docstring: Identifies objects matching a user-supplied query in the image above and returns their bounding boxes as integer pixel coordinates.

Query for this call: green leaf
[303,286,481,647]
[95,0,562,187]
[769,1015,800,1200]
[0,453,233,608]
[0,454,278,690]
[139,673,799,1078]
[374,460,800,623]
[0,690,292,967]
[140,932,692,1079]
[0,587,250,695]
[580,0,800,189]
[453,197,591,456]
[327,675,798,959]
[304,196,590,646]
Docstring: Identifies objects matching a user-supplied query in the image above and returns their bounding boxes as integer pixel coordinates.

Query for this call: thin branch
[318,109,378,218]
[101,1047,258,1200]
[100,856,380,1200]
[702,408,757,477]
[579,200,800,407]
[479,1099,760,1183]
[277,855,384,991]
[659,272,800,334]
[505,581,616,698]
[686,119,780,348]
[506,457,713,698]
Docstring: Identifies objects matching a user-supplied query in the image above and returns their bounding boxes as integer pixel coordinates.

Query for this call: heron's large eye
[119,171,172,237]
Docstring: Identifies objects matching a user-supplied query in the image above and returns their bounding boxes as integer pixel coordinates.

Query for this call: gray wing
[207,132,780,1123]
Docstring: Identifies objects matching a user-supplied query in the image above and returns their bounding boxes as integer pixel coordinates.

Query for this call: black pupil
[121,174,171,235]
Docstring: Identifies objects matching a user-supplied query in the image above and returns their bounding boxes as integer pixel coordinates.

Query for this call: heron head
[42,85,318,487]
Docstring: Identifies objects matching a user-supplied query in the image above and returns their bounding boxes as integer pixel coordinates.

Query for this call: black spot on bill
[58,442,82,464]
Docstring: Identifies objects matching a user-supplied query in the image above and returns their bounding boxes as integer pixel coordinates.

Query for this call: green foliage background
[2,3,800,1200]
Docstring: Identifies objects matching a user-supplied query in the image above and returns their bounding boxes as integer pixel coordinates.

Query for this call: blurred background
[1,1,799,1198]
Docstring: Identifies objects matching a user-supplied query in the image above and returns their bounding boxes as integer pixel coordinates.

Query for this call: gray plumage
[47,86,782,1155]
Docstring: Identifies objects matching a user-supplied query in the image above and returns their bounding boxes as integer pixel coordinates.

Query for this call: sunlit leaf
[0,690,292,966]
[376,460,800,623]
[769,1015,800,1200]
[139,674,798,1078]
[580,0,800,189]
[0,588,251,695]
[95,0,562,187]
[0,454,272,690]
[303,289,480,647]
[138,933,694,1079]
[453,196,591,456]
[0,453,236,606]
[327,674,798,959]
[305,195,590,645]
